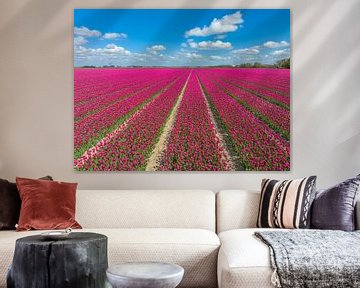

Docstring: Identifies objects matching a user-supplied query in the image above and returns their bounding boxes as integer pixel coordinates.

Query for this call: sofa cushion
[0,179,20,231]
[217,228,280,288]
[0,228,219,288]
[216,190,260,233]
[0,176,53,230]
[16,177,81,231]
[311,174,360,231]
[76,190,216,231]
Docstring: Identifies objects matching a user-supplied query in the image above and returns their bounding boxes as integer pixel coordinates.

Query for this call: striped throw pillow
[257,176,317,229]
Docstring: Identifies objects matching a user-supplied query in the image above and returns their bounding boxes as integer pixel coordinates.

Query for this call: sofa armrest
[356,201,360,230]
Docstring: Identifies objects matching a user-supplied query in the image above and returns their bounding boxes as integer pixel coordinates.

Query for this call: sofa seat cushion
[0,228,219,288]
[218,228,282,288]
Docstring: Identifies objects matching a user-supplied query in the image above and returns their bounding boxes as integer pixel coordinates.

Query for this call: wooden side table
[7,232,108,288]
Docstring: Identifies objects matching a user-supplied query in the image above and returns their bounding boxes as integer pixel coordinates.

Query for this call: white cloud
[102,44,131,55]
[74,26,101,37]
[232,48,260,55]
[102,32,127,40]
[271,48,290,56]
[132,52,147,58]
[74,46,93,55]
[147,45,166,55]
[187,39,232,50]
[75,44,188,67]
[263,41,289,48]
[149,45,166,51]
[181,42,187,48]
[199,40,232,49]
[185,11,243,37]
[75,44,131,56]
[185,52,203,59]
[74,36,88,46]
[187,39,197,48]
[210,55,229,60]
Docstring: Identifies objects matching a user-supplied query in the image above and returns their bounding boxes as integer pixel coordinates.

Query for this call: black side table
[7,232,108,288]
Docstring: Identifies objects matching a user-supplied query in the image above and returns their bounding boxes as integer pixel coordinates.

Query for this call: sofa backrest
[216,190,260,233]
[217,190,360,232]
[76,190,216,231]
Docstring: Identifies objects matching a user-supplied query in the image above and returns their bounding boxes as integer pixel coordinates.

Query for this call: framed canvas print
[74,9,290,171]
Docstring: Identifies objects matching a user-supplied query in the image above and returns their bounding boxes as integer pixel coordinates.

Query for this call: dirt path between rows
[197,77,236,171]
[145,71,192,171]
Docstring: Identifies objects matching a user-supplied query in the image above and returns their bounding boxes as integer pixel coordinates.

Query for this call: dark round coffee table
[106,262,184,288]
[7,232,108,288]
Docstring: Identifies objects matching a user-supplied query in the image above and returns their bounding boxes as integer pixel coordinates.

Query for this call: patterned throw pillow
[257,176,317,229]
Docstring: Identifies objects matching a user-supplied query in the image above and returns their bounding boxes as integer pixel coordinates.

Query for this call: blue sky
[74,9,290,67]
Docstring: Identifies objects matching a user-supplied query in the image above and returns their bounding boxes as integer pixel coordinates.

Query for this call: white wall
[0,0,359,191]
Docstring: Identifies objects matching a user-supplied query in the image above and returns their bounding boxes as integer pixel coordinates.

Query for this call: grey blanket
[255,230,360,288]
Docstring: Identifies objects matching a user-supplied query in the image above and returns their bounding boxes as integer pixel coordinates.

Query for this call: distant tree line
[274,58,290,69]
[77,58,290,69]
[234,58,290,69]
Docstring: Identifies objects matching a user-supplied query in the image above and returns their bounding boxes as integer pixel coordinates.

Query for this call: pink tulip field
[74,67,290,171]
